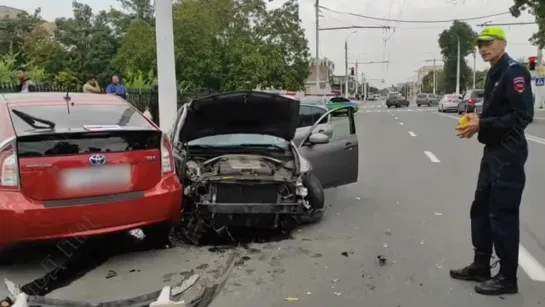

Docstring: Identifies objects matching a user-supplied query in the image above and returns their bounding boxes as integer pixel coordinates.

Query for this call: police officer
[451,27,534,295]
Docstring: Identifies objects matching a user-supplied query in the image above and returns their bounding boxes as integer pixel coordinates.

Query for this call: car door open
[297,106,358,189]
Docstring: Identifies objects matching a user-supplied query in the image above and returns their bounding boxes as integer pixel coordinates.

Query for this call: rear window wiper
[11,109,56,129]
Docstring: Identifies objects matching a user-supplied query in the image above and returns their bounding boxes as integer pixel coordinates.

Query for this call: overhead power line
[318,6,511,23]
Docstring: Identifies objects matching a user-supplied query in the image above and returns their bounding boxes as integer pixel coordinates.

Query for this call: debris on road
[334,292,342,296]
[129,228,145,240]
[306,292,312,295]
[355,197,361,200]
[385,229,392,235]
[332,279,339,283]
[383,243,388,248]
[420,240,425,245]
[377,255,387,266]
[434,212,443,216]
[106,270,117,279]
[285,297,299,301]
[341,251,349,257]
[341,249,355,257]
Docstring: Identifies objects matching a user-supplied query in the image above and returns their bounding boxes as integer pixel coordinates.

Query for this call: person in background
[105,75,127,99]
[15,67,37,93]
[83,75,101,93]
[149,84,160,125]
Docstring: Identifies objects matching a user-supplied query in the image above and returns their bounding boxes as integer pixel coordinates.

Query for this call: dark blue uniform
[471,54,534,278]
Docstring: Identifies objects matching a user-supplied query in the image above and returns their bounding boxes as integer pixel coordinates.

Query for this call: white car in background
[438,94,462,113]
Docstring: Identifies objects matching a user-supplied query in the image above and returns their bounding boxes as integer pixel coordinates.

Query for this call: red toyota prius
[0,92,182,254]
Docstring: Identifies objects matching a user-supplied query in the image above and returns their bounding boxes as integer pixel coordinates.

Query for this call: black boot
[475,273,518,295]
[449,252,491,282]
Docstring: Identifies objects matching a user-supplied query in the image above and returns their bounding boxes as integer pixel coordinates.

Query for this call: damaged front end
[178,153,310,244]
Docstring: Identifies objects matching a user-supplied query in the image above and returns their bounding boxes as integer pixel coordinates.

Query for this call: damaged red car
[170,91,359,244]
[0,93,182,257]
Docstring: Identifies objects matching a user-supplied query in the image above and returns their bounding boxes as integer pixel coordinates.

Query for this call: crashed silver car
[170,91,359,244]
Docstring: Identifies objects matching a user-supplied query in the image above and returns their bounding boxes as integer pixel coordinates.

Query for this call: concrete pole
[432,58,436,95]
[315,0,320,94]
[455,36,461,95]
[472,49,476,89]
[344,41,348,97]
[154,0,177,132]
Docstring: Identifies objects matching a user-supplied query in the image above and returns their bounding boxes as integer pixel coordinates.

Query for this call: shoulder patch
[513,76,525,93]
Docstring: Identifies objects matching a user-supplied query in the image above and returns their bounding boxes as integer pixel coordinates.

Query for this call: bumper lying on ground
[0,175,182,248]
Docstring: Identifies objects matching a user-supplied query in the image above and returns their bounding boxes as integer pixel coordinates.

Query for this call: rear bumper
[0,174,182,247]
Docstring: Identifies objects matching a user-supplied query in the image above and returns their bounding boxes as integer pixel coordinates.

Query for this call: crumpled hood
[179,91,300,142]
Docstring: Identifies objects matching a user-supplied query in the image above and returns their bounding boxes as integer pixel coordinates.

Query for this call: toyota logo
[89,154,106,165]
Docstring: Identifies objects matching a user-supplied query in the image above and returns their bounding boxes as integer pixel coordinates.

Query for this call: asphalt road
[3,101,545,306]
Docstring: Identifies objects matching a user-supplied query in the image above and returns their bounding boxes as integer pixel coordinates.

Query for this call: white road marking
[394,117,398,119]
[399,122,404,125]
[533,117,545,120]
[519,244,545,281]
[408,131,416,137]
[424,151,440,162]
[436,113,545,145]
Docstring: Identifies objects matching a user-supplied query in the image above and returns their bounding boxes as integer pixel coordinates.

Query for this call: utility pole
[315,0,320,95]
[344,39,349,97]
[424,58,443,95]
[473,49,476,89]
[456,35,461,95]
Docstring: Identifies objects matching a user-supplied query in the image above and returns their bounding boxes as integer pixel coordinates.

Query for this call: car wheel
[297,172,325,224]
[458,110,463,115]
[417,104,421,107]
[175,201,210,245]
[143,224,172,248]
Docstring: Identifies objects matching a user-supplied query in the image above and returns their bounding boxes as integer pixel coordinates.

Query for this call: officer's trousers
[471,144,527,278]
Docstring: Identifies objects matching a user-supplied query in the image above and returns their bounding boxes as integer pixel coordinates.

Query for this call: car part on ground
[4,252,236,307]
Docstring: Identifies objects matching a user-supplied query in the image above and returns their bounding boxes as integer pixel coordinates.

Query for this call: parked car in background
[326,96,359,116]
[458,89,484,114]
[0,93,182,257]
[416,93,439,106]
[386,92,410,108]
[438,94,462,112]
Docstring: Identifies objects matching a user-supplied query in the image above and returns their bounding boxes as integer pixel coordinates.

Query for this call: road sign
[536,77,545,86]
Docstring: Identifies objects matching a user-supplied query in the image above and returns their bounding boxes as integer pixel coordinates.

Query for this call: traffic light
[350,67,354,76]
[529,56,536,71]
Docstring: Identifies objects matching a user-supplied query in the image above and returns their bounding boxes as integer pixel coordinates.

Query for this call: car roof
[0,92,129,106]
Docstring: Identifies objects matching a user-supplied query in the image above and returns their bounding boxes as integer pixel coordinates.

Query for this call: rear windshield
[471,90,485,98]
[417,94,427,98]
[388,93,399,96]
[9,104,153,132]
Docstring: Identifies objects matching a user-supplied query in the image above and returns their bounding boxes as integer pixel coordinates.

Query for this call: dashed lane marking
[399,122,404,126]
[519,244,545,281]
[408,131,416,137]
[424,151,440,162]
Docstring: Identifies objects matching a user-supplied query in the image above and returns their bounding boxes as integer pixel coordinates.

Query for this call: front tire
[143,224,172,248]
[298,173,325,224]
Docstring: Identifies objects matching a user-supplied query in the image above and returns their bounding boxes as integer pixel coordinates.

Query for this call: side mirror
[308,132,329,144]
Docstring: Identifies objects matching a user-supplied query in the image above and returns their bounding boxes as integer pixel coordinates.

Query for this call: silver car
[416,93,439,106]
[293,104,332,144]
[438,94,462,112]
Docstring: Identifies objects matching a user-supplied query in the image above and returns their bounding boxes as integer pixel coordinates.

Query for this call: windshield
[472,90,485,98]
[388,92,399,97]
[417,94,427,98]
[188,133,290,147]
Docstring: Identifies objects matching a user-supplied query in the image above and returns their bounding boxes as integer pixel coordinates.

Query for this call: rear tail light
[0,138,19,191]
[468,98,475,104]
[160,134,174,176]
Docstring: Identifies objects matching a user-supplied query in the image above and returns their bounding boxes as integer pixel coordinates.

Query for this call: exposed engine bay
[175,152,312,244]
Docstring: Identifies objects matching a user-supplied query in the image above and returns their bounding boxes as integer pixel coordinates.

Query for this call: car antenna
[64,90,71,114]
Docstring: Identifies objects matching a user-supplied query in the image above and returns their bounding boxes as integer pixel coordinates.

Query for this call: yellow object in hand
[456,115,469,129]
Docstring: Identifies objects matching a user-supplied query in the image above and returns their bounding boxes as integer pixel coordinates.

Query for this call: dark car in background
[458,89,484,114]
[386,92,410,108]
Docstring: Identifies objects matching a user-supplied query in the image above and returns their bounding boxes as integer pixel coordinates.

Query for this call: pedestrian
[451,27,534,295]
[82,75,101,93]
[15,67,37,93]
[105,75,128,99]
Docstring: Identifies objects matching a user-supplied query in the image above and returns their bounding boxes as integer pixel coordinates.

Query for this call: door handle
[344,142,354,149]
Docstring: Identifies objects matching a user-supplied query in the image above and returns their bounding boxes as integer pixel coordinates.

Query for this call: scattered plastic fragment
[334,292,342,296]
[377,255,387,266]
[129,228,145,240]
[332,279,339,283]
[383,243,388,248]
[420,240,425,244]
[355,197,361,200]
[385,229,392,235]
[434,212,443,216]
[106,270,117,279]
[306,292,312,295]
[341,251,349,257]
[285,297,299,301]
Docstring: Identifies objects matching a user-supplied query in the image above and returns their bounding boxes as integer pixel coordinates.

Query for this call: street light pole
[344,30,357,97]
[456,35,461,95]
[315,0,320,94]
[154,0,177,131]
[432,58,436,95]
[472,49,476,89]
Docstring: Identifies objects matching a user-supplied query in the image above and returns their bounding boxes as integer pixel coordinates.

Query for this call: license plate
[60,165,131,190]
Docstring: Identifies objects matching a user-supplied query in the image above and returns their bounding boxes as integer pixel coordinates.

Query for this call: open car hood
[179,91,300,142]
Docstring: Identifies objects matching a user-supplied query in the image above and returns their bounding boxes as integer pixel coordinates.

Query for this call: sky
[3,0,539,88]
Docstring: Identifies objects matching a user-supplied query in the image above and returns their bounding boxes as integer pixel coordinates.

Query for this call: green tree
[0,8,44,64]
[53,1,118,85]
[438,21,477,93]
[108,0,155,37]
[172,0,310,91]
[422,70,445,94]
[510,1,544,47]
[112,20,156,75]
